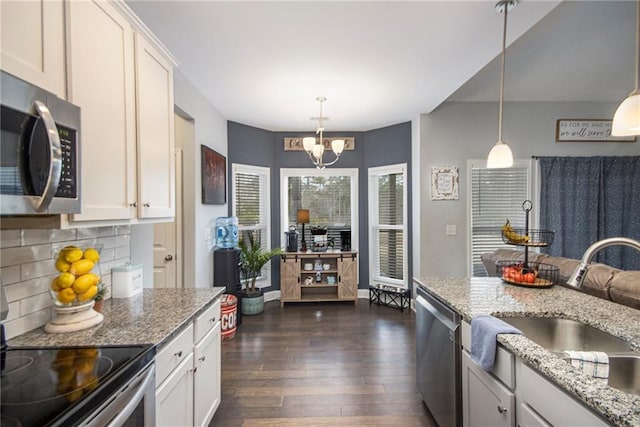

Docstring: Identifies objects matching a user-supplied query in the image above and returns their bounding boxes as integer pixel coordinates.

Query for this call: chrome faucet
[567,237,640,288]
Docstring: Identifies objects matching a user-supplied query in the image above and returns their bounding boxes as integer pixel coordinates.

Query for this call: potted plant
[238,233,281,315]
[93,284,106,313]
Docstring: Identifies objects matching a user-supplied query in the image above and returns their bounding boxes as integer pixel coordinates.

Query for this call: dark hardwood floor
[210,299,437,426]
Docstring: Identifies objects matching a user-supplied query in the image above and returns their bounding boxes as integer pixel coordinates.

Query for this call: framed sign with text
[556,119,636,142]
[431,166,459,200]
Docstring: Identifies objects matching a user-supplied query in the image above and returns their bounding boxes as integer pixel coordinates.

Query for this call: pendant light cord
[635,0,639,93]
[498,2,509,143]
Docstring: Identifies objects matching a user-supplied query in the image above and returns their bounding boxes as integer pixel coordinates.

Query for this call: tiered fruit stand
[496,200,559,288]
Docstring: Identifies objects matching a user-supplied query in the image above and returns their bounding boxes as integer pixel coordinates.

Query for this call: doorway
[152,112,193,287]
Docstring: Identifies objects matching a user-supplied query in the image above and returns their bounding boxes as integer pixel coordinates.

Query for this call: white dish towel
[562,350,609,383]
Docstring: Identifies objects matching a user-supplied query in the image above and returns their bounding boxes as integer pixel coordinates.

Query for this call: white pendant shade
[611,93,640,136]
[302,137,316,152]
[311,143,324,160]
[487,141,514,168]
[331,139,345,154]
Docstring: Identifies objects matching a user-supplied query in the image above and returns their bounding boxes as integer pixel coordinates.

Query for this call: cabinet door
[1,0,65,96]
[134,33,175,219]
[194,322,221,427]
[462,351,514,427]
[67,0,137,222]
[337,255,357,301]
[280,257,301,304]
[156,352,194,427]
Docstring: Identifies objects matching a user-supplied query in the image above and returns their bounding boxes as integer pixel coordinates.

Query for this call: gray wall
[228,121,413,291]
[420,101,640,278]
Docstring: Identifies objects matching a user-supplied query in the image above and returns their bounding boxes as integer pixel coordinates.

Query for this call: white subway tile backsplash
[5,276,51,302]
[0,230,22,248]
[22,229,77,246]
[4,308,52,339]
[1,266,21,285]
[0,226,131,339]
[20,292,52,316]
[1,244,51,268]
[21,259,54,280]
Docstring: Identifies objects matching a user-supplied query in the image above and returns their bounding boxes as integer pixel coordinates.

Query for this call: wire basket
[501,229,555,247]
[496,260,559,288]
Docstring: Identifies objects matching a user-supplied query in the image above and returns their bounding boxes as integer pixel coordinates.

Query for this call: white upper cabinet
[1,0,66,97]
[66,0,137,222]
[134,33,175,219]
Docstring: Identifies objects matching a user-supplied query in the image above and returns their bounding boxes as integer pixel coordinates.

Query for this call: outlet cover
[446,225,457,236]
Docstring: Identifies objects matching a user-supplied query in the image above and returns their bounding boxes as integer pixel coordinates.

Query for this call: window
[369,164,407,288]
[468,159,535,277]
[232,164,272,285]
[280,168,358,251]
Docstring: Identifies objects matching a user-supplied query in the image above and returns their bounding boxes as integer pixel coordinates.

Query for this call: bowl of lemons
[50,245,103,307]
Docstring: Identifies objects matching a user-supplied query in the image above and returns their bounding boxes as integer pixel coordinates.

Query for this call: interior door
[153,149,183,288]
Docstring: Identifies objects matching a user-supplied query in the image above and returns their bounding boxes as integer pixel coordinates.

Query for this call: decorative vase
[46,244,104,333]
[93,299,104,313]
[241,291,264,315]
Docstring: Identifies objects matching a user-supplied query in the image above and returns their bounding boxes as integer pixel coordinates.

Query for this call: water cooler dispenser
[213,216,242,325]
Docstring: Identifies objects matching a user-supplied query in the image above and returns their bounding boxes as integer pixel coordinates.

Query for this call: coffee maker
[285,226,299,252]
[340,230,351,251]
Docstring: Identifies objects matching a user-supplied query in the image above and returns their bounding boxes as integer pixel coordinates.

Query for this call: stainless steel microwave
[0,71,81,215]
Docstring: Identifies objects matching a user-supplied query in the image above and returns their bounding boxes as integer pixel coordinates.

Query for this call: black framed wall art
[201,145,226,204]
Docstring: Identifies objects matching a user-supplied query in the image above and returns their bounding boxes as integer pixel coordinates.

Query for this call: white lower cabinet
[194,322,222,427]
[462,350,514,427]
[156,352,194,427]
[155,299,222,426]
[460,320,611,427]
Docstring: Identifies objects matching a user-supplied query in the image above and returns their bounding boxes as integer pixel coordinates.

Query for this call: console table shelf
[280,251,358,307]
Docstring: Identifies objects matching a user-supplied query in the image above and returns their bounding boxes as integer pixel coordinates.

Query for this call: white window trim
[280,168,359,252]
[368,163,408,288]
[466,159,538,277]
[232,163,273,288]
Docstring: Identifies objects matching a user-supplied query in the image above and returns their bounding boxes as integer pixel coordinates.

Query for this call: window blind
[232,164,271,281]
[369,164,407,287]
[470,165,530,276]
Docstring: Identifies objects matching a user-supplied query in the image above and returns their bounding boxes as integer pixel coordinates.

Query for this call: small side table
[369,284,410,312]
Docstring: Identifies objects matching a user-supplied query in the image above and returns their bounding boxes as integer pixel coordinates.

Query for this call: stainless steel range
[1,344,155,426]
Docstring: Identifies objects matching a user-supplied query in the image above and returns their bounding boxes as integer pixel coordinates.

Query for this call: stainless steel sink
[607,354,640,395]
[497,317,631,353]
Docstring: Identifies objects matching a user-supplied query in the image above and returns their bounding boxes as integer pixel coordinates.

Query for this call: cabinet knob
[209,317,216,323]
[165,254,173,261]
[143,202,150,207]
[497,404,508,414]
[199,356,206,362]
[174,350,183,358]
[190,367,198,373]
[129,202,137,207]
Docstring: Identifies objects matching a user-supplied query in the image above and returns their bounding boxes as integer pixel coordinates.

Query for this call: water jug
[215,216,239,249]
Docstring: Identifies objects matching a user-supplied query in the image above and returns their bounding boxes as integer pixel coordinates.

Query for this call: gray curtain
[539,156,640,270]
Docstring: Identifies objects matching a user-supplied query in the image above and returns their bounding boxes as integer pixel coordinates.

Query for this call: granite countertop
[8,288,225,348]
[415,277,640,427]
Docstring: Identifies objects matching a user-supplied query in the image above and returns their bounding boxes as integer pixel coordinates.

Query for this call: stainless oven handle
[106,364,155,427]
[31,100,62,212]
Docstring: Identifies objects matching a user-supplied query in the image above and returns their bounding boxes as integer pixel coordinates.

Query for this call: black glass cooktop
[1,344,154,427]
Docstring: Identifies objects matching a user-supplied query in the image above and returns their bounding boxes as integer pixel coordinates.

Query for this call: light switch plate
[446,225,457,236]
[204,227,211,241]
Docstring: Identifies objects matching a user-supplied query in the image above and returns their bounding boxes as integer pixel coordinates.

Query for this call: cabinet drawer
[156,322,194,386]
[461,321,515,389]
[194,298,221,343]
[517,361,609,427]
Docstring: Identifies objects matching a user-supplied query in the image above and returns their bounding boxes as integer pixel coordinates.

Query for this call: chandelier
[302,97,345,169]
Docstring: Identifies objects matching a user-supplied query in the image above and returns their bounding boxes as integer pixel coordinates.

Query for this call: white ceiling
[126,1,635,132]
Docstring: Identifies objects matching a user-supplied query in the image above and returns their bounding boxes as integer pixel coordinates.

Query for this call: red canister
[220,294,238,340]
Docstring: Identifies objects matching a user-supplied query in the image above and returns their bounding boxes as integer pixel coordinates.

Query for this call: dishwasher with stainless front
[416,283,461,427]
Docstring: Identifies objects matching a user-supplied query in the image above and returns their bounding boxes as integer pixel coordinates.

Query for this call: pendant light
[302,97,345,169]
[611,0,640,136]
[487,0,516,169]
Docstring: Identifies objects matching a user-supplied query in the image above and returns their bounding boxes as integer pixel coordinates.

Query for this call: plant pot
[93,299,104,313]
[241,292,264,315]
